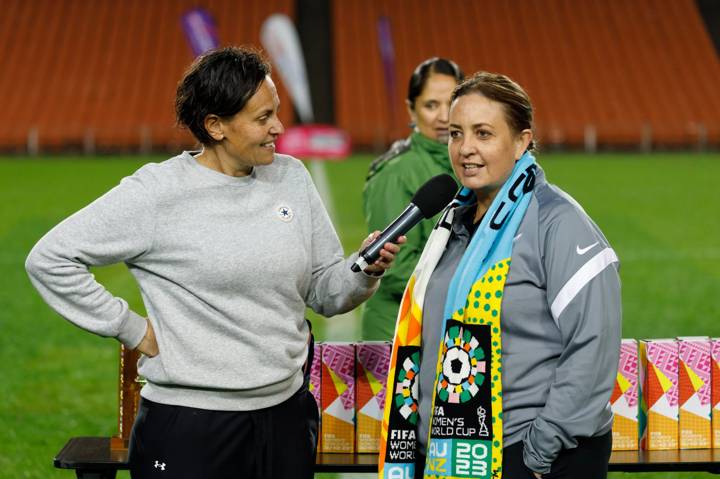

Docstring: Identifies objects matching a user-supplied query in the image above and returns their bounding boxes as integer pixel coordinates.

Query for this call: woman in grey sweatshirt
[25,47,401,479]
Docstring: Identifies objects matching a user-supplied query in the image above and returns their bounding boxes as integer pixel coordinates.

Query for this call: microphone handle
[351,204,423,272]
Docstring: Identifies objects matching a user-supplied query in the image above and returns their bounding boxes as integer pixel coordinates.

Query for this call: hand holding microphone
[352,174,458,273]
[357,231,406,275]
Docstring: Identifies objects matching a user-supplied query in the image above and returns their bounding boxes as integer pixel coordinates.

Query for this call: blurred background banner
[180,7,219,57]
[261,13,314,124]
[376,16,398,127]
[276,125,351,160]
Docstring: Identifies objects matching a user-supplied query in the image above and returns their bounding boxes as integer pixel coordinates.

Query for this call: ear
[514,129,533,159]
[204,114,224,142]
[406,100,418,128]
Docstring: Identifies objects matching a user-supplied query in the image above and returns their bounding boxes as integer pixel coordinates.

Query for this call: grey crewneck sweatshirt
[26,152,379,411]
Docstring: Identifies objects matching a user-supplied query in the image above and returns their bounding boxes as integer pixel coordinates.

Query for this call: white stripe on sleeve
[550,247,619,322]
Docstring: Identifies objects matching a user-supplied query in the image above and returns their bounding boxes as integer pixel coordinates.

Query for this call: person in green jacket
[362,57,463,340]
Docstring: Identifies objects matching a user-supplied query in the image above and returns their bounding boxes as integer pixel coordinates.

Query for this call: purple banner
[377,16,397,123]
[181,8,219,57]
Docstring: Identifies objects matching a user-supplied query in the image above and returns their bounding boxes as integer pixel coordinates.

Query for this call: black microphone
[351,173,458,272]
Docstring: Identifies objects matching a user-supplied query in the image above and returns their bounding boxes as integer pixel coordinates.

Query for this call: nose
[458,137,476,158]
[270,117,284,136]
[438,104,450,124]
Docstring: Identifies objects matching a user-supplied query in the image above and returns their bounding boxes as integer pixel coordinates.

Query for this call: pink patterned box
[320,343,355,453]
[611,339,639,450]
[309,342,322,412]
[678,337,711,449]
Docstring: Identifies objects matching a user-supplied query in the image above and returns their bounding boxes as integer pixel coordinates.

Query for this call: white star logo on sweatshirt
[276,205,294,222]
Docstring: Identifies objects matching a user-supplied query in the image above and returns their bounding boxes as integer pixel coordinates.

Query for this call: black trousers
[128,385,319,479]
[416,431,612,479]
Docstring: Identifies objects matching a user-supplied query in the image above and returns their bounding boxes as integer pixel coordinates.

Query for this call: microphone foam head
[412,174,458,218]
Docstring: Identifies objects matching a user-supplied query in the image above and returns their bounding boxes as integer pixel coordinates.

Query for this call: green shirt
[361,131,455,339]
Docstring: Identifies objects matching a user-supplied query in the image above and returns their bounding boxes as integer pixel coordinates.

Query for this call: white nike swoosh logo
[576,242,599,255]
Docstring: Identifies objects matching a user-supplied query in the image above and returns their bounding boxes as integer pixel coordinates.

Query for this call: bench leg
[75,469,117,479]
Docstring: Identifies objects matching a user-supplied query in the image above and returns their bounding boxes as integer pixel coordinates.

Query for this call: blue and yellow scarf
[379,152,537,479]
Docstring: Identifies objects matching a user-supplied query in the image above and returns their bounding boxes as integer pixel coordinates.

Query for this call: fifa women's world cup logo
[437,325,486,404]
[424,322,495,479]
[395,350,420,425]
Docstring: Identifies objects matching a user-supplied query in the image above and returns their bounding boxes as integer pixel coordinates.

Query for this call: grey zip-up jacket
[418,167,621,474]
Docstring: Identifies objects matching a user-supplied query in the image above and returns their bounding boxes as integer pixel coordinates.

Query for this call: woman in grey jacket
[380,72,620,479]
[26,47,401,479]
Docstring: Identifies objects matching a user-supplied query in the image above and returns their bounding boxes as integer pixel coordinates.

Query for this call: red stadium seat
[0,0,717,151]
[0,0,296,153]
[331,0,720,149]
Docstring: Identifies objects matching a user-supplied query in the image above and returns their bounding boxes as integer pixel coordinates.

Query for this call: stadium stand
[1,0,719,152]
[332,0,720,149]
[0,0,295,152]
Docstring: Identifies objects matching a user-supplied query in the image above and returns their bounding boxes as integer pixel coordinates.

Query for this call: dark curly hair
[175,46,271,145]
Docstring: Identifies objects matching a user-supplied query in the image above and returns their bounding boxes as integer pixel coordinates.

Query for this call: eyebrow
[449,122,494,129]
[253,96,281,117]
[255,108,274,118]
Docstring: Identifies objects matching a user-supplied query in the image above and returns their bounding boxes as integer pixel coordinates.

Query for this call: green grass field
[1,152,719,478]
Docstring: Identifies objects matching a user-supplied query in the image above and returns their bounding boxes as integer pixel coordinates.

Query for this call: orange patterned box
[320,343,355,453]
[712,339,720,448]
[355,342,391,453]
[640,339,679,450]
[611,339,639,450]
[678,337,711,449]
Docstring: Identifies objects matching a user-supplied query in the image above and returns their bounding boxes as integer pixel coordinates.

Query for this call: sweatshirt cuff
[348,253,382,283]
[522,447,551,475]
[362,268,385,279]
[116,310,148,349]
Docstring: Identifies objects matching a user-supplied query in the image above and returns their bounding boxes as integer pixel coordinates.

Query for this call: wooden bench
[52,436,720,477]
[53,346,720,477]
